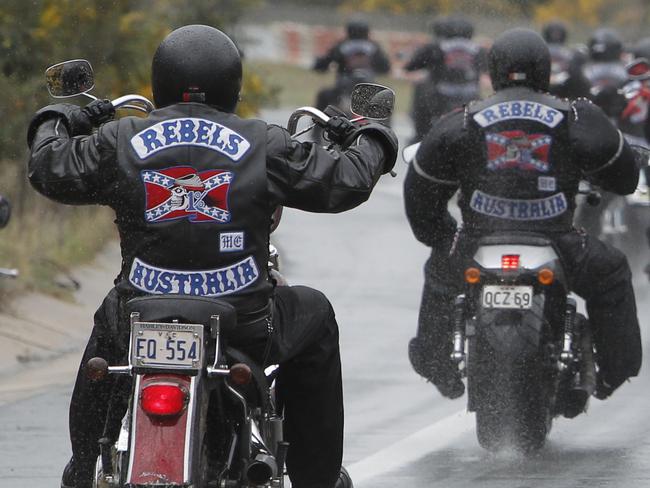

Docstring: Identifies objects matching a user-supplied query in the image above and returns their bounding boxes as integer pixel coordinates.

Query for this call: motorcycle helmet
[588,28,623,62]
[488,28,551,92]
[542,20,568,45]
[631,37,650,61]
[447,15,474,39]
[346,17,369,40]
[151,25,242,112]
[431,16,452,39]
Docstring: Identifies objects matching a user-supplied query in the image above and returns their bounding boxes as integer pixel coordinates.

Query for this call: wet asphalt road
[1,110,649,487]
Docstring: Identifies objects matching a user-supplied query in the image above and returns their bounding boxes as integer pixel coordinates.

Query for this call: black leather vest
[461,88,580,234]
[112,103,272,312]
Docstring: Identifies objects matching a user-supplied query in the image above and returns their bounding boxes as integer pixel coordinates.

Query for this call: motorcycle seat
[125,294,237,332]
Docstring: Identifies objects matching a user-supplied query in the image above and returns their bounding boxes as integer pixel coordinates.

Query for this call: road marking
[347,409,474,485]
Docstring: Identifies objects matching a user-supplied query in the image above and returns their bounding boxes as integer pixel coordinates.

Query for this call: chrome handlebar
[287,107,330,136]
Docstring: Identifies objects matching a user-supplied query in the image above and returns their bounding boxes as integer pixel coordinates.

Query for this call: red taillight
[141,384,186,417]
[501,254,520,270]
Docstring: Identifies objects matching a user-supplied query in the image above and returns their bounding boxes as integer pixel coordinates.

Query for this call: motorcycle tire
[472,337,552,453]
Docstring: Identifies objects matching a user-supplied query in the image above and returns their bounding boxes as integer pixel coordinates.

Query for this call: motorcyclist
[541,20,591,99]
[404,14,486,142]
[313,17,391,111]
[583,28,628,117]
[405,28,642,401]
[26,25,398,488]
[576,28,632,237]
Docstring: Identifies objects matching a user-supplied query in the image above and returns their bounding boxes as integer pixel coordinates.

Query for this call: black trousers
[68,285,343,488]
[414,230,642,389]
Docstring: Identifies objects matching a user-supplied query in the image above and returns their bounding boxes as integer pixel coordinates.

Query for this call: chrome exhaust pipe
[246,453,278,485]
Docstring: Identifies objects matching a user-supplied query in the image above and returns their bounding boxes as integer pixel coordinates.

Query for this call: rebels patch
[473,101,564,128]
[470,190,568,221]
[129,256,259,297]
[486,131,552,172]
[131,118,251,161]
[142,166,232,224]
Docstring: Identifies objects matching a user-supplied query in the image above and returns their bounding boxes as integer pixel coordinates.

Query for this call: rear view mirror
[45,59,95,98]
[0,196,11,229]
[350,83,395,120]
[626,58,650,80]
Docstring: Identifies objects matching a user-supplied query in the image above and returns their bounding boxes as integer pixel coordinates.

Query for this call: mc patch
[142,166,233,224]
[486,131,552,173]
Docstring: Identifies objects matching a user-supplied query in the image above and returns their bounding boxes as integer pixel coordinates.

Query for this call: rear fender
[126,373,202,485]
[475,293,546,359]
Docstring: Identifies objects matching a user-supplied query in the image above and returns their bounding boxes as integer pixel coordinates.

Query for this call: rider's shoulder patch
[473,100,565,128]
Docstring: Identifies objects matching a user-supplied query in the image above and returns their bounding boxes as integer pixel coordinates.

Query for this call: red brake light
[141,384,186,417]
[501,254,520,270]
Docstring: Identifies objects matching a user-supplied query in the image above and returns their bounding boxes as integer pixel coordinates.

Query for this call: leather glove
[82,99,115,126]
[324,115,357,146]
[27,100,115,148]
[343,122,398,175]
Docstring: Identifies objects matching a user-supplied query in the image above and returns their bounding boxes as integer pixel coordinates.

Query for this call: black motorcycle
[451,233,595,452]
[45,58,395,487]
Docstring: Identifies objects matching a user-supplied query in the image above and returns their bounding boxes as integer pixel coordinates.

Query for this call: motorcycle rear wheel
[472,340,552,453]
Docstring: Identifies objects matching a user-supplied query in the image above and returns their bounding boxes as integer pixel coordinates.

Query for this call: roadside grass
[0,163,116,304]
[247,61,413,114]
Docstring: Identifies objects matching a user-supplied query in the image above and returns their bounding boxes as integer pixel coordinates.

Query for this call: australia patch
[486,131,552,172]
[129,256,259,297]
[142,166,233,224]
[469,190,567,221]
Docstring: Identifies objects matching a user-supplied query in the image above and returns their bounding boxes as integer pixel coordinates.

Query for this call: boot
[408,337,464,399]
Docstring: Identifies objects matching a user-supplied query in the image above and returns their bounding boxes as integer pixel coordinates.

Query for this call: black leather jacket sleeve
[265,124,386,212]
[569,98,639,194]
[404,110,461,247]
[28,114,388,213]
[404,43,441,72]
[28,116,119,205]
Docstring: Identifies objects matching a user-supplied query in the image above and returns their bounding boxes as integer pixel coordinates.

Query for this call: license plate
[131,322,203,369]
[481,285,533,309]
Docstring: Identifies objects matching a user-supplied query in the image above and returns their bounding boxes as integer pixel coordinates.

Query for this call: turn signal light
[538,268,555,285]
[230,363,253,385]
[141,384,186,417]
[464,267,481,284]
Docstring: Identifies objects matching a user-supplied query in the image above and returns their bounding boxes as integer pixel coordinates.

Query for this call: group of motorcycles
[33,26,650,484]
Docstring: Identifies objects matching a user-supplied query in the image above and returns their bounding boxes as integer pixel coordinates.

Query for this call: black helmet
[488,28,551,92]
[542,20,567,44]
[631,37,650,60]
[151,25,242,112]
[588,28,623,62]
[447,15,474,39]
[346,17,369,40]
[431,16,451,39]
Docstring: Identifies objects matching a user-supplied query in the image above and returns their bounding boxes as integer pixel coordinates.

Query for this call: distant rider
[27,25,397,488]
[404,14,486,142]
[313,17,391,111]
[541,20,590,99]
[405,28,642,401]
[576,28,632,237]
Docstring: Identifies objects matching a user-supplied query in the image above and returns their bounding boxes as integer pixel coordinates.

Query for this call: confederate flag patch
[485,131,552,172]
[141,166,233,223]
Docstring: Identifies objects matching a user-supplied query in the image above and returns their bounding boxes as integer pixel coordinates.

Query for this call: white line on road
[347,409,474,485]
